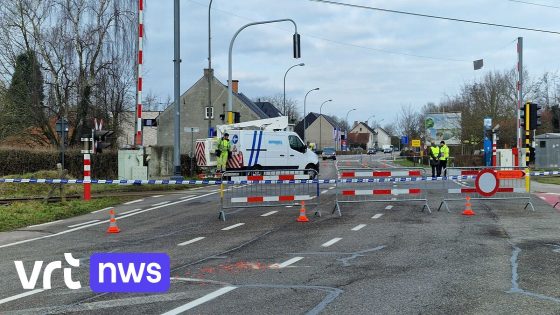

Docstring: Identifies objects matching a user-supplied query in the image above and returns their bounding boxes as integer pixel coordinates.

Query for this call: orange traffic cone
[462,196,475,216]
[107,208,121,233]
[296,201,310,222]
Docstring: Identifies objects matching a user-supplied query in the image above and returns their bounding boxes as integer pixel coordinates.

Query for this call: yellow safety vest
[439,145,449,161]
[430,146,440,159]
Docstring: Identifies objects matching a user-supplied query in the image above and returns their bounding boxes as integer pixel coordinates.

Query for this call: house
[375,127,392,148]
[118,111,161,148]
[157,69,272,155]
[349,121,377,149]
[254,101,282,118]
[295,112,341,150]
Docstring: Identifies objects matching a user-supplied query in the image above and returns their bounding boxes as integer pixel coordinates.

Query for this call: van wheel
[305,164,318,179]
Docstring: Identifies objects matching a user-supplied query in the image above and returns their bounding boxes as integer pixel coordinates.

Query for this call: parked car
[367,148,376,155]
[321,147,337,160]
[383,147,393,154]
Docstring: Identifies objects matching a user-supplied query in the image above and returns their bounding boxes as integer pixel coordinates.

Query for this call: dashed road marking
[329,187,335,190]
[351,224,367,231]
[120,208,142,215]
[124,199,143,205]
[372,213,384,219]
[152,201,171,207]
[0,289,45,305]
[151,195,164,198]
[160,286,237,315]
[221,223,245,231]
[385,205,393,210]
[178,237,206,246]
[91,207,113,214]
[180,195,197,200]
[261,211,278,217]
[322,238,342,247]
[28,220,63,228]
[271,257,304,269]
[67,220,100,228]
[321,190,329,194]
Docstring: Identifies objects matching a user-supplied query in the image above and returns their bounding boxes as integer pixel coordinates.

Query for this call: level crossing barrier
[333,167,431,216]
[219,169,320,221]
[438,166,534,212]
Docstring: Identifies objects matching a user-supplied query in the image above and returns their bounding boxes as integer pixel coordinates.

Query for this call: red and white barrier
[231,195,311,203]
[340,170,421,178]
[135,0,144,146]
[231,174,310,181]
[342,189,421,196]
[84,154,91,200]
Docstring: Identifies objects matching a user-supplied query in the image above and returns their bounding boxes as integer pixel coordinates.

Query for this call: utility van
[195,117,319,173]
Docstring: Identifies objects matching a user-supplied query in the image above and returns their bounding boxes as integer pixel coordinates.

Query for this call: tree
[396,105,422,140]
[2,51,44,142]
[254,94,301,123]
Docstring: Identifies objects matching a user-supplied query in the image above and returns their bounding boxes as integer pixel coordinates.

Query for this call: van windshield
[323,148,335,154]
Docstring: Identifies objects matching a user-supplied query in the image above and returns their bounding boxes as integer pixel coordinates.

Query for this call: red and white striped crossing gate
[438,167,533,213]
[219,169,319,221]
[334,167,431,216]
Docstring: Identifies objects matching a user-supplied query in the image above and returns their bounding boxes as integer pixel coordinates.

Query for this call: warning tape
[0,171,557,185]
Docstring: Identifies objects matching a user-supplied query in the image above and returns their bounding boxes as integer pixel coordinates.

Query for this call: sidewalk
[531,180,560,194]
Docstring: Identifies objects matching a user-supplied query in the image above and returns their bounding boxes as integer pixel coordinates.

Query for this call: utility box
[496,149,513,167]
[118,149,147,180]
[535,133,560,168]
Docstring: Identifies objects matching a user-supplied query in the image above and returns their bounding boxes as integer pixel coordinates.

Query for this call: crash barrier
[438,166,534,212]
[333,167,431,216]
[219,169,320,221]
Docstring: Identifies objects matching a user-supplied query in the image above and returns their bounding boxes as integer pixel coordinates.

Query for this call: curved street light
[345,108,357,151]
[283,63,305,116]
[319,99,333,150]
[303,87,320,143]
[227,19,300,124]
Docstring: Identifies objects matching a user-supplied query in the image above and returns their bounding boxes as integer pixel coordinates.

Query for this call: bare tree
[254,94,301,123]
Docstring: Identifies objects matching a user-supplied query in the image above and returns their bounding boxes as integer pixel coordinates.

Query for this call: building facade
[295,113,340,150]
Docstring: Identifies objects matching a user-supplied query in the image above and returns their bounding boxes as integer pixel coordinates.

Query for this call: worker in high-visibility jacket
[216,133,231,173]
[439,140,450,177]
[428,142,441,178]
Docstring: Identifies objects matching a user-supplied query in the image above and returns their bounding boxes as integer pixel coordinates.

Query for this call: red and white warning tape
[342,189,421,196]
[231,195,311,203]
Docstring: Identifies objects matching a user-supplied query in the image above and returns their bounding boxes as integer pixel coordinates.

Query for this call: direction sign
[184,127,200,133]
[496,170,525,179]
[401,136,409,145]
[411,139,421,147]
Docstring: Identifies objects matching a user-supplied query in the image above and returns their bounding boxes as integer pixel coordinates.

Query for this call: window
[289,135,306,153]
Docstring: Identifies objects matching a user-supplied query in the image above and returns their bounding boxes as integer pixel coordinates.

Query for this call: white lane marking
[0,191,219,249]
[67,220,100,228]
[321,237,342,247]
[385,205,393,210]
[221,223,245,231]
[351,224,367,231]
[328,187,335,190]
[91,207,113,214]
[321,190,329,194]
[372,213,384,219]
[152,201,171,207]
[28,220,63,228]
[285,205,293,208]
[180,195,196,200]
[0,289,45,305]
[178,237,206,246]
[124,199,143,205]
[151,195,164,198]
[160,286,237,315]
[271,257,304,269]
[539,196,546,200]
[120,208,142,215]
[261,211,278,217]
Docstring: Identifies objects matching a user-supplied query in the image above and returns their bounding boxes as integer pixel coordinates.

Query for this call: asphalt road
[1,154,560,314]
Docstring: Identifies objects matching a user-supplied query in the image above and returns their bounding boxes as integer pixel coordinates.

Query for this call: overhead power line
[507,0,560,9]
[308,0,560,35]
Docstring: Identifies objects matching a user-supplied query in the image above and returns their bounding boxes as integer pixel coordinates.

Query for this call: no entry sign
[475,169,500,197]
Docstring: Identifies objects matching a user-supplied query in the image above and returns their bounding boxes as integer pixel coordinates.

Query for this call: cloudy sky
[142,0,559,127]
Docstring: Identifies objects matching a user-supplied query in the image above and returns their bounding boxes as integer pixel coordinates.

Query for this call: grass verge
[392,158,425,168]
[533,176,560,185]
[0,197,131,232]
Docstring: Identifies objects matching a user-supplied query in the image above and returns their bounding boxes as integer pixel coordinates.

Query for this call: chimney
[203,68,214,78]
[229,80,239,93]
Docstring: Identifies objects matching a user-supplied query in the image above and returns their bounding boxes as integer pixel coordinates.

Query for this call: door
[266,133,288,168]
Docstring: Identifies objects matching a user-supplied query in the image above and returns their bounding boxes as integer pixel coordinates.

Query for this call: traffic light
[520,103,527,129]
[529,102,542,130]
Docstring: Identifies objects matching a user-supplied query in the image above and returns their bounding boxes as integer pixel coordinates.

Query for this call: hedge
[0,149,197,178]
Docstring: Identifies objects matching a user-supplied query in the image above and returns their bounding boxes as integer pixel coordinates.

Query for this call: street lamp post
[228,19,300,124]
[366,114,375,128]
[207,0,214,137]
[319,99,332,150]
[345,108,356,151]
[283,63,305,117]
[172,0,181,178]
[303,88,320,144]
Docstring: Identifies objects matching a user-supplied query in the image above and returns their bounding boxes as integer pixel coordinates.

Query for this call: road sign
[475,169,500,197]
[184,127,200,133]
[496,170,525,179]
[411,139,421,147]
[401,136,409,145]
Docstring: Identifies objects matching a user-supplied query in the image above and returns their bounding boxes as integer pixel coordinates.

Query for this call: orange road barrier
[296,201,310,222]
[107,208,121,233]
[462,195,475,216]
